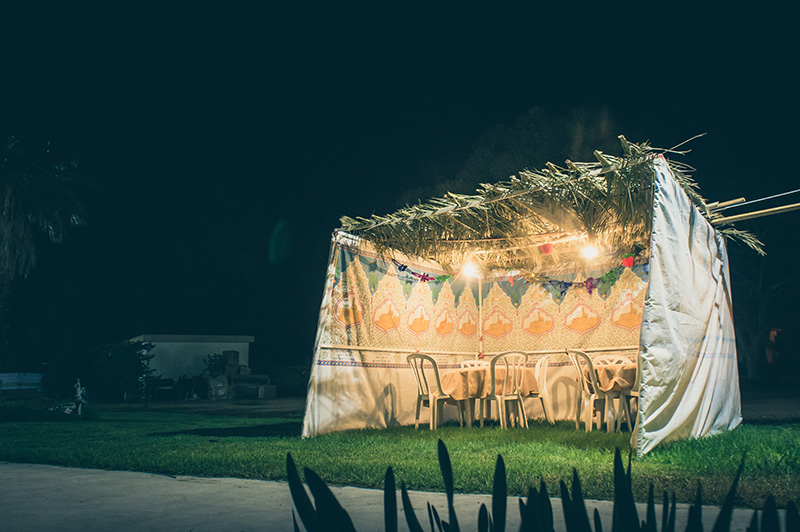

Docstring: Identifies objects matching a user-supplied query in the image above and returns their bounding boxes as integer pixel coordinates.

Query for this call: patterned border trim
[315,359,577,369]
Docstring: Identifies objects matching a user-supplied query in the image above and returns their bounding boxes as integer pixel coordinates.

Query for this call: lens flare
[461,262,481,278]
[582,245,599,260]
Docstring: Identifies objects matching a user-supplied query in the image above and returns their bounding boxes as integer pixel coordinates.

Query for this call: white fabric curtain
[636,156,742,455]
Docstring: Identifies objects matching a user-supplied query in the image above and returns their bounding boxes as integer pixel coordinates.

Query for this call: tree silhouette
[396,106,624,207]
[0,133,86,368]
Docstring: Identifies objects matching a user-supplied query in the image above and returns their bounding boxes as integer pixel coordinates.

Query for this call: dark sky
[1,6,798,371]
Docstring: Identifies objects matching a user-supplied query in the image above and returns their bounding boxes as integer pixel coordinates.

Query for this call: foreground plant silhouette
[286,440,799,532]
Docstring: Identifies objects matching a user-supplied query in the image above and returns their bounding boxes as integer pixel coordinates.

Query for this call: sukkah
[303,136,748,455]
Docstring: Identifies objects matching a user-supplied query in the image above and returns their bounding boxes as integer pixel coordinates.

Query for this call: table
[589,362,637,393]
[440,366,540,427]
[583,362,637,431]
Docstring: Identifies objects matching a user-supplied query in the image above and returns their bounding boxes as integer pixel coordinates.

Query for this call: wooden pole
[711,201,800,225]
[707,197,746,210]
[478,275,483,359]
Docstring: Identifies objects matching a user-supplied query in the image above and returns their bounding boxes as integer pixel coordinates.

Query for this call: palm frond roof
[338,136,761,276]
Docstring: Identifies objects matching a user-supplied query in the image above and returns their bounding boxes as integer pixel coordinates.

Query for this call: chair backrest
[407,353,446,396]
[533,353,552,390]
[592,354,632,366]
[566,349,603,396]
[489,351,528,396]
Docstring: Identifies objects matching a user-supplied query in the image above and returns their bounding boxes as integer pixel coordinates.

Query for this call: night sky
[1,6,798,373]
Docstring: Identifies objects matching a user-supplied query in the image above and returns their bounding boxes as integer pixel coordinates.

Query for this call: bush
[287,441,800,532]
[204,353,228,378]
[89,341,157,402]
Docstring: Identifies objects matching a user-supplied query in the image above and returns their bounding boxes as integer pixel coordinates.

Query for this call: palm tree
[0,133,86,368]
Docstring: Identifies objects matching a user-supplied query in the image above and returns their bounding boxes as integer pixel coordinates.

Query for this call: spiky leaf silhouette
[519,485,538,532]
[712,453,746,532]
[747,509,759,532]
[493,454,507,532]
[643,485,657,532]
[478,503,489,532]
[304,467,357,532]
[538,479,555,532]
[560,469,591,532]
[437,439,460,532]
[686,482,703,532]
[400,482,424,532]
[612,448,639,532]
[384,467,397,532]
[429,502,442,531]
[286,452,318,532]
[761,496,779,532]
[662,491,676,532]
[593,508,604,532]
[560,480,575,532]
[786,501,799,532]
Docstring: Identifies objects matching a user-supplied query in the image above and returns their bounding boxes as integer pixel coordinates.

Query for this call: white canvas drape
[636,155,742,455]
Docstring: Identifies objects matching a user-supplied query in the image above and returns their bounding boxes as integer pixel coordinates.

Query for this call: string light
[582,245,599,260]
[385,252,638,299]
[461,262,482,279]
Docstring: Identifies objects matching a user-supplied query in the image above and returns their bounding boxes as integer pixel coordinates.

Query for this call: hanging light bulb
[461,262,482,279]
[582,245,599,260]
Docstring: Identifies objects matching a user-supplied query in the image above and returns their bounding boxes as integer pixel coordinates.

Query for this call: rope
[717,187,800,211]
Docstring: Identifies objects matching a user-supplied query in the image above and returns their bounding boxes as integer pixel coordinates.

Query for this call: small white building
[129,334,255,381]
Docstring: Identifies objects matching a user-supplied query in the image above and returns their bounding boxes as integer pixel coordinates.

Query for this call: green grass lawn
[0,403,797,510]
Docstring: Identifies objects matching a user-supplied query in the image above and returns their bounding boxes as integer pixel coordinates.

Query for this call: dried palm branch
[338,136,763,274]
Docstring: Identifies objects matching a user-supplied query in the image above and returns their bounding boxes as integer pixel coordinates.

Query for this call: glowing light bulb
[582,245,599,260]
[462,262,481,279]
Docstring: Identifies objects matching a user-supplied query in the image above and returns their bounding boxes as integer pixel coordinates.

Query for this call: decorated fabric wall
[478,266,647,354]
[302,233,649,437]
[326,241,647,355]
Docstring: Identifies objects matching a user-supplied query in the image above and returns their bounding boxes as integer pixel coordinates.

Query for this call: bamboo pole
[707,197,746,210]
[478,275,484,359]
[711,201,800,225]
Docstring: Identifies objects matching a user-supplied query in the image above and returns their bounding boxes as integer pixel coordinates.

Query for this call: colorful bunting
[524,254,639,303]
[391,258,453,284]
[392,259,408,272]
[387,253,638,302]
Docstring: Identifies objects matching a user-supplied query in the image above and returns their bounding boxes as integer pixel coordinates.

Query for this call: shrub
[287,440,800,532]
[90,341,157,402]
[204,353,228,378]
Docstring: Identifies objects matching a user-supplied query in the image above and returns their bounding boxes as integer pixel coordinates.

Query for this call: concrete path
[1,461,770,532]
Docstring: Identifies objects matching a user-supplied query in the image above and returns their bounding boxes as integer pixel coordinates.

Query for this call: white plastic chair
[407,353,463,430]
[531,354,555,425]
[566,350,613,432]
[482,352,532,429]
